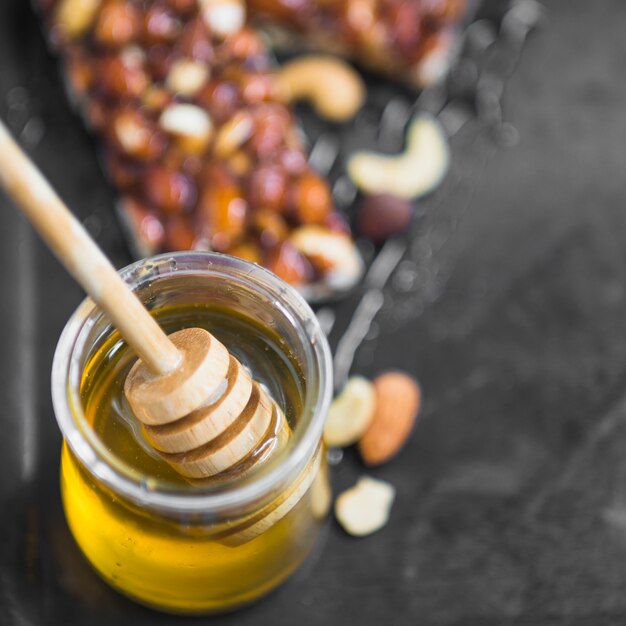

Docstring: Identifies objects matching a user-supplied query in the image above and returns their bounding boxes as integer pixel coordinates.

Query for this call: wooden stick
[0,120,181,375]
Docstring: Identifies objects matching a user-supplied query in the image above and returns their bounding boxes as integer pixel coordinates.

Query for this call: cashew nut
[277,55,365,122]
[347,114,450,199]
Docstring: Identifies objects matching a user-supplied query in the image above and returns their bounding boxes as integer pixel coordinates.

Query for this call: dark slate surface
[3,0,626,623]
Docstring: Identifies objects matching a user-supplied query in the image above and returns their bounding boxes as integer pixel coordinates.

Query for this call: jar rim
[51,251,333,515]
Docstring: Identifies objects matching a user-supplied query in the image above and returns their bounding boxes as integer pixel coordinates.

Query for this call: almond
[335,477,395,536]
[358,371,421,466]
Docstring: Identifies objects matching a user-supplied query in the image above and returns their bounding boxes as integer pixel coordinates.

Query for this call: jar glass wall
[51,252,333,614]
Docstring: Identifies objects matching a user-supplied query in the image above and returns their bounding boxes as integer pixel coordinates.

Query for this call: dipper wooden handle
[0,120,288,479]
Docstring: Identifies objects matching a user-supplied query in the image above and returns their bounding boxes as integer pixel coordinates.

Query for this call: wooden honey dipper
[0,120,289,480]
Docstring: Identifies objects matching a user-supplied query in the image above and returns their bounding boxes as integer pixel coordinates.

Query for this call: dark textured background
[3,0,626,623]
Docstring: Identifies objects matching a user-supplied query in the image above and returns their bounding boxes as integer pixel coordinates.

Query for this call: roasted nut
[104,150,140,190]
[143,3,181,44]
[54,0,101,39]
[266,241,314,285]
[290,171,332,224]
[64,49,93,100]
[165,0,197,15]
[213,110,254,158]
[196,80,240,124]
[277,55,365,122]
[200,0,246,39]
[221,27,265,59]
[226,240,262,265]
[335,477,395,537]
[98,50,149,99]
[227,150,252,176]
[93,0,142,47]
[248,103,291,159]
[166,58,210,96]
[176,17,215,63]
[159,103,214,154]
[142,166,197,214]
[247,165,287,212]
[290,226,363,291]
[111,108,166,161]
[198,165,247,250]
[163,215,196,250]
[277,145,307,176]
[253,210,288,248]
[140,85,172,111]
[240,73,277,104]
[358,371,421,466]
[324,377,376,448]
[119,197,165,256]
[356,193,414,243]
[347,114,450,199]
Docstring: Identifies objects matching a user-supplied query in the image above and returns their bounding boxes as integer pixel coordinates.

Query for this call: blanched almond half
[166,59,209,96]
[159,103,214,154]
[324,376,376,448]
[200,0,246,39]
[335,477,395,537]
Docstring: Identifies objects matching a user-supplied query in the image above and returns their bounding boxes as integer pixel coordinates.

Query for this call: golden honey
[53,254,332,614]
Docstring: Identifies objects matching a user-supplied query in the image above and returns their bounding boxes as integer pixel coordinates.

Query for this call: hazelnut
[266,241,314,285]
[196,80,240,124]
[64,49,93,100]
[119,197,165,255]
[143,3,181,44]
[221,27,265,59]
[198,166,247,250]
[163,215,196,250]
[110,107,166,161]
[227,150,252,177]
[248,103,291,159]
[240,73,277,104]
[142,166,197,214]
[227,241,263,265]
[290,172,332,224]
[356,193,414,243]
[146,44,174,82]
[93,0,142,47]
[164,0,197,15]
[277,146,307,176]
[140,85,172,111]
[247,165,287,212]
[103,150,140,190]
[98,51,149,99]
[176,17,214,63]
[253,210,288,248]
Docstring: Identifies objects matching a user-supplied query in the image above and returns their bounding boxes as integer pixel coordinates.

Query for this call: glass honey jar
[51,252,332,614]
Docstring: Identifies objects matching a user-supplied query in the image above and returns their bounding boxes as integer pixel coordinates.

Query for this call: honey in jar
[52,252,332,613]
